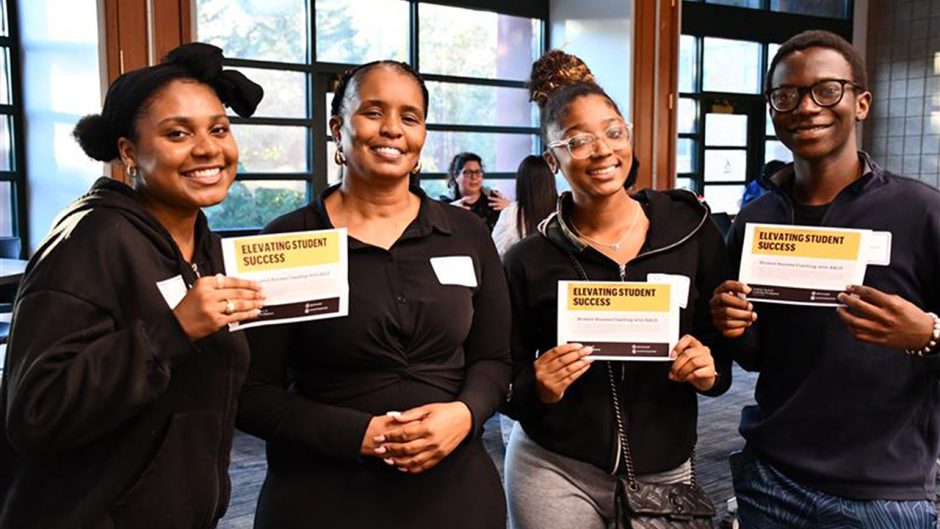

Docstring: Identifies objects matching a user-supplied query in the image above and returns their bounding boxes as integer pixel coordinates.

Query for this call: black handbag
[607,361,716,529]
[565,252,716,529]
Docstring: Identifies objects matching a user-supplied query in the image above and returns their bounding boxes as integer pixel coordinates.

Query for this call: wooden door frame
[102,0,193,181]
[632,0,680,191]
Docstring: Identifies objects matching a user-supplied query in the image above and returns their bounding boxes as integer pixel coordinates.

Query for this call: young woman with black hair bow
[0,43,264,529]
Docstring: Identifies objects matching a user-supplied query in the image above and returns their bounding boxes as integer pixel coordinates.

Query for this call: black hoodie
[0,178,249,529]
[728,152,940,500]
[502,189,732,475]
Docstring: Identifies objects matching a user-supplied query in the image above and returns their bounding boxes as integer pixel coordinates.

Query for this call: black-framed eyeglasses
[766,79,863,112]
[460,169,484,178]
[544,123,633,159]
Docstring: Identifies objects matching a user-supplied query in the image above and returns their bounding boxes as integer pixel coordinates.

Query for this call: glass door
[697,97,764,214]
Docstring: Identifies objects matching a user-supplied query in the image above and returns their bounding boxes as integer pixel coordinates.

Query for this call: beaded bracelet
[907,312,940,357]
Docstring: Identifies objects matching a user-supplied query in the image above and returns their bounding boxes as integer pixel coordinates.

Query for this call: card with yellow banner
[556,280,680,361]
[739,223,872,306]
[221,228,348,330]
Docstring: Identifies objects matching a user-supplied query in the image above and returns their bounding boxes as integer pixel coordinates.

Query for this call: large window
[685,0,852,18]
[195,0,544,230]
[677,35,772,214]
[0,0,23,244]
[677,1,852,214]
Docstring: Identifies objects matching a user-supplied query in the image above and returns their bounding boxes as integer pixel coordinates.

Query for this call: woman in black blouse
[236,61,511,528]
[442,152,510,232]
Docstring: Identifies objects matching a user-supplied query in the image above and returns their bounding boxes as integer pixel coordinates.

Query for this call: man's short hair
[765,30,868,94]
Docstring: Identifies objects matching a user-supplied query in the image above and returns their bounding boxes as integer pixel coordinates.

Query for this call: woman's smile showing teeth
[372,145,403,160]
[587,163,619,177]
[183,166,224,184]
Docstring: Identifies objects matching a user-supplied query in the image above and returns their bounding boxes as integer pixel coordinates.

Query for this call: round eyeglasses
[766,79,863,113]
[545,123,633,159]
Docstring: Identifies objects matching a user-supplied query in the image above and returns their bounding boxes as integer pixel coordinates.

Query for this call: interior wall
[549,0,633,118]
[863,0,940,188]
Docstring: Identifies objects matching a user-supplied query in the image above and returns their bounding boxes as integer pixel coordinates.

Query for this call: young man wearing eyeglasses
[710,30,940,529]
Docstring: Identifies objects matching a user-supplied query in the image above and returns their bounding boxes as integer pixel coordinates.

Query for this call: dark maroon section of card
[748,284,841,304]
[252,297,340,322]
[576,342,670,358]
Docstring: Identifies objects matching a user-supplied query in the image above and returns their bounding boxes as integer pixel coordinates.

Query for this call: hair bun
[527,49,597,108]
[72,113,118,162]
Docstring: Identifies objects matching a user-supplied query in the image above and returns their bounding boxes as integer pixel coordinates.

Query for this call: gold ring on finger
[224,299,236,315]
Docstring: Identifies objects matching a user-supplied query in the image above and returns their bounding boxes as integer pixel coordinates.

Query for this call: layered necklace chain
[573,201,642,252]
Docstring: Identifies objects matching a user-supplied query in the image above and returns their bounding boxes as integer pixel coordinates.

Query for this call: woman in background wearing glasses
[443,151,510,232]
[500,50,733,529]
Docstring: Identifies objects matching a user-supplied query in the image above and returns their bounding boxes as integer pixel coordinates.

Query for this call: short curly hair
[766,30,868,94]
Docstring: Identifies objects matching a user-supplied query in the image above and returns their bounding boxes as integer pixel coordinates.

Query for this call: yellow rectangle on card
[566,282,670,312]
[234,231,341,273]
[751,227,861,260]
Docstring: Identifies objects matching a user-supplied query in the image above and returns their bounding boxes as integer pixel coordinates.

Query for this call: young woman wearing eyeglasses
[443,152,511,232]
[500,50,733,529]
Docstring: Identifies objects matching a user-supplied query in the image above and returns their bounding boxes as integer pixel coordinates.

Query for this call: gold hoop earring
[411,159,422,175]
[334,148,346,166]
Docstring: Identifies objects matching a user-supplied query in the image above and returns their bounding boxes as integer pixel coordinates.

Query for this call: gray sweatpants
[504,423,692,529]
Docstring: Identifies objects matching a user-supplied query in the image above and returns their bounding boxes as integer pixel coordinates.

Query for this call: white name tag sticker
[647,273,691,309]
[865,231,892,266]
[156,274,187,309]
[430,256,478,288]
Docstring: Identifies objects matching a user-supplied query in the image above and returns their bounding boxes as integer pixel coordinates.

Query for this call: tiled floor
[217,366,759,529]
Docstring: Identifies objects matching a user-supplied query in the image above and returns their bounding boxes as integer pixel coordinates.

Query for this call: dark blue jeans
[730,448,937,529]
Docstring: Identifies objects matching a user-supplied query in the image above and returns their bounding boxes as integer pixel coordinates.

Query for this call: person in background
[236,60,511,529]
[0,43,265,529]
[443,151,511,231]
[502,49,731,529]
[491,154,558,257]
[741,159,785,206]
[711,30,940,529]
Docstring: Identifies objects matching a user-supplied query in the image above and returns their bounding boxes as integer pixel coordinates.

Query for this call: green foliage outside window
[204,180,306,229]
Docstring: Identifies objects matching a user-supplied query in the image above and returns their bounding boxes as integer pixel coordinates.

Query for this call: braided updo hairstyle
[330,60,429,122]
[528,49,637,188]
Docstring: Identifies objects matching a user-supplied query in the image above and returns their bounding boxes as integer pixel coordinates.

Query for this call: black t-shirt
[792,200,831,226]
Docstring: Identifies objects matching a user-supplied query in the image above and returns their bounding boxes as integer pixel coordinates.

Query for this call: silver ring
[215,273,225,289]
[224,299,236,315]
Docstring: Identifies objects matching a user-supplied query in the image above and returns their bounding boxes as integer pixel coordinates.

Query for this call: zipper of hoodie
[189,256,227,526]
[629,208,709,264]
[609,263,629,474]
[208,338,234,527]
[605,219,701,474]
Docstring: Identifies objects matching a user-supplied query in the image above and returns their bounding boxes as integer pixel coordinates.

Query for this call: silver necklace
[574,201,642,251]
